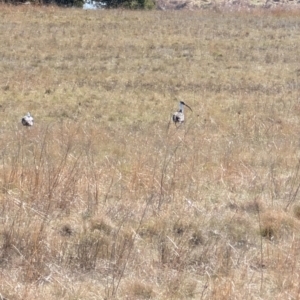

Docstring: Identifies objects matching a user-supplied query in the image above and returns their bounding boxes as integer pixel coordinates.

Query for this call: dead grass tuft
[123,280,155,299]
[293,205,300,220]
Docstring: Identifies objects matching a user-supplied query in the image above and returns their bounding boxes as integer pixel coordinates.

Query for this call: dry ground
[0,4,300,299]
[158,0,300,11]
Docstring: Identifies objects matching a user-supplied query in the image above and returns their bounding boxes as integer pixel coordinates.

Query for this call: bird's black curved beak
[184,103,193,111]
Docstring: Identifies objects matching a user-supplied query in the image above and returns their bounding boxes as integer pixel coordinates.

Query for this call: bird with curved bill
[172,101,192,126]
[21,112,34,127]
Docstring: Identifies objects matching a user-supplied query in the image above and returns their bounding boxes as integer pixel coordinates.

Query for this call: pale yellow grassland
[0,4,300,299]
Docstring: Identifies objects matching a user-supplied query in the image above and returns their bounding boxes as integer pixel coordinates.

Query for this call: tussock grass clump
[59,223,74,236]
[123,280,155,299]
[90,216,114,235]
[259,211,295,241]
[293,205,300,220]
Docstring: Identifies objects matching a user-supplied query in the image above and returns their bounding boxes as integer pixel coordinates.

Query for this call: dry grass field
[0,4,300,299]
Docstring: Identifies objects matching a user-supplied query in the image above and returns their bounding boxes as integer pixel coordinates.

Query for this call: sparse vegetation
[0,4,300,299]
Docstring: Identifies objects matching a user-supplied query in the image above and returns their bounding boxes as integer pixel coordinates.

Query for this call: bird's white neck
[179,102,184,112]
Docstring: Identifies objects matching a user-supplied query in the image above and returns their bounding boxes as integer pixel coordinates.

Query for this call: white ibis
[21,112,34,126]
[172,101,192,126]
